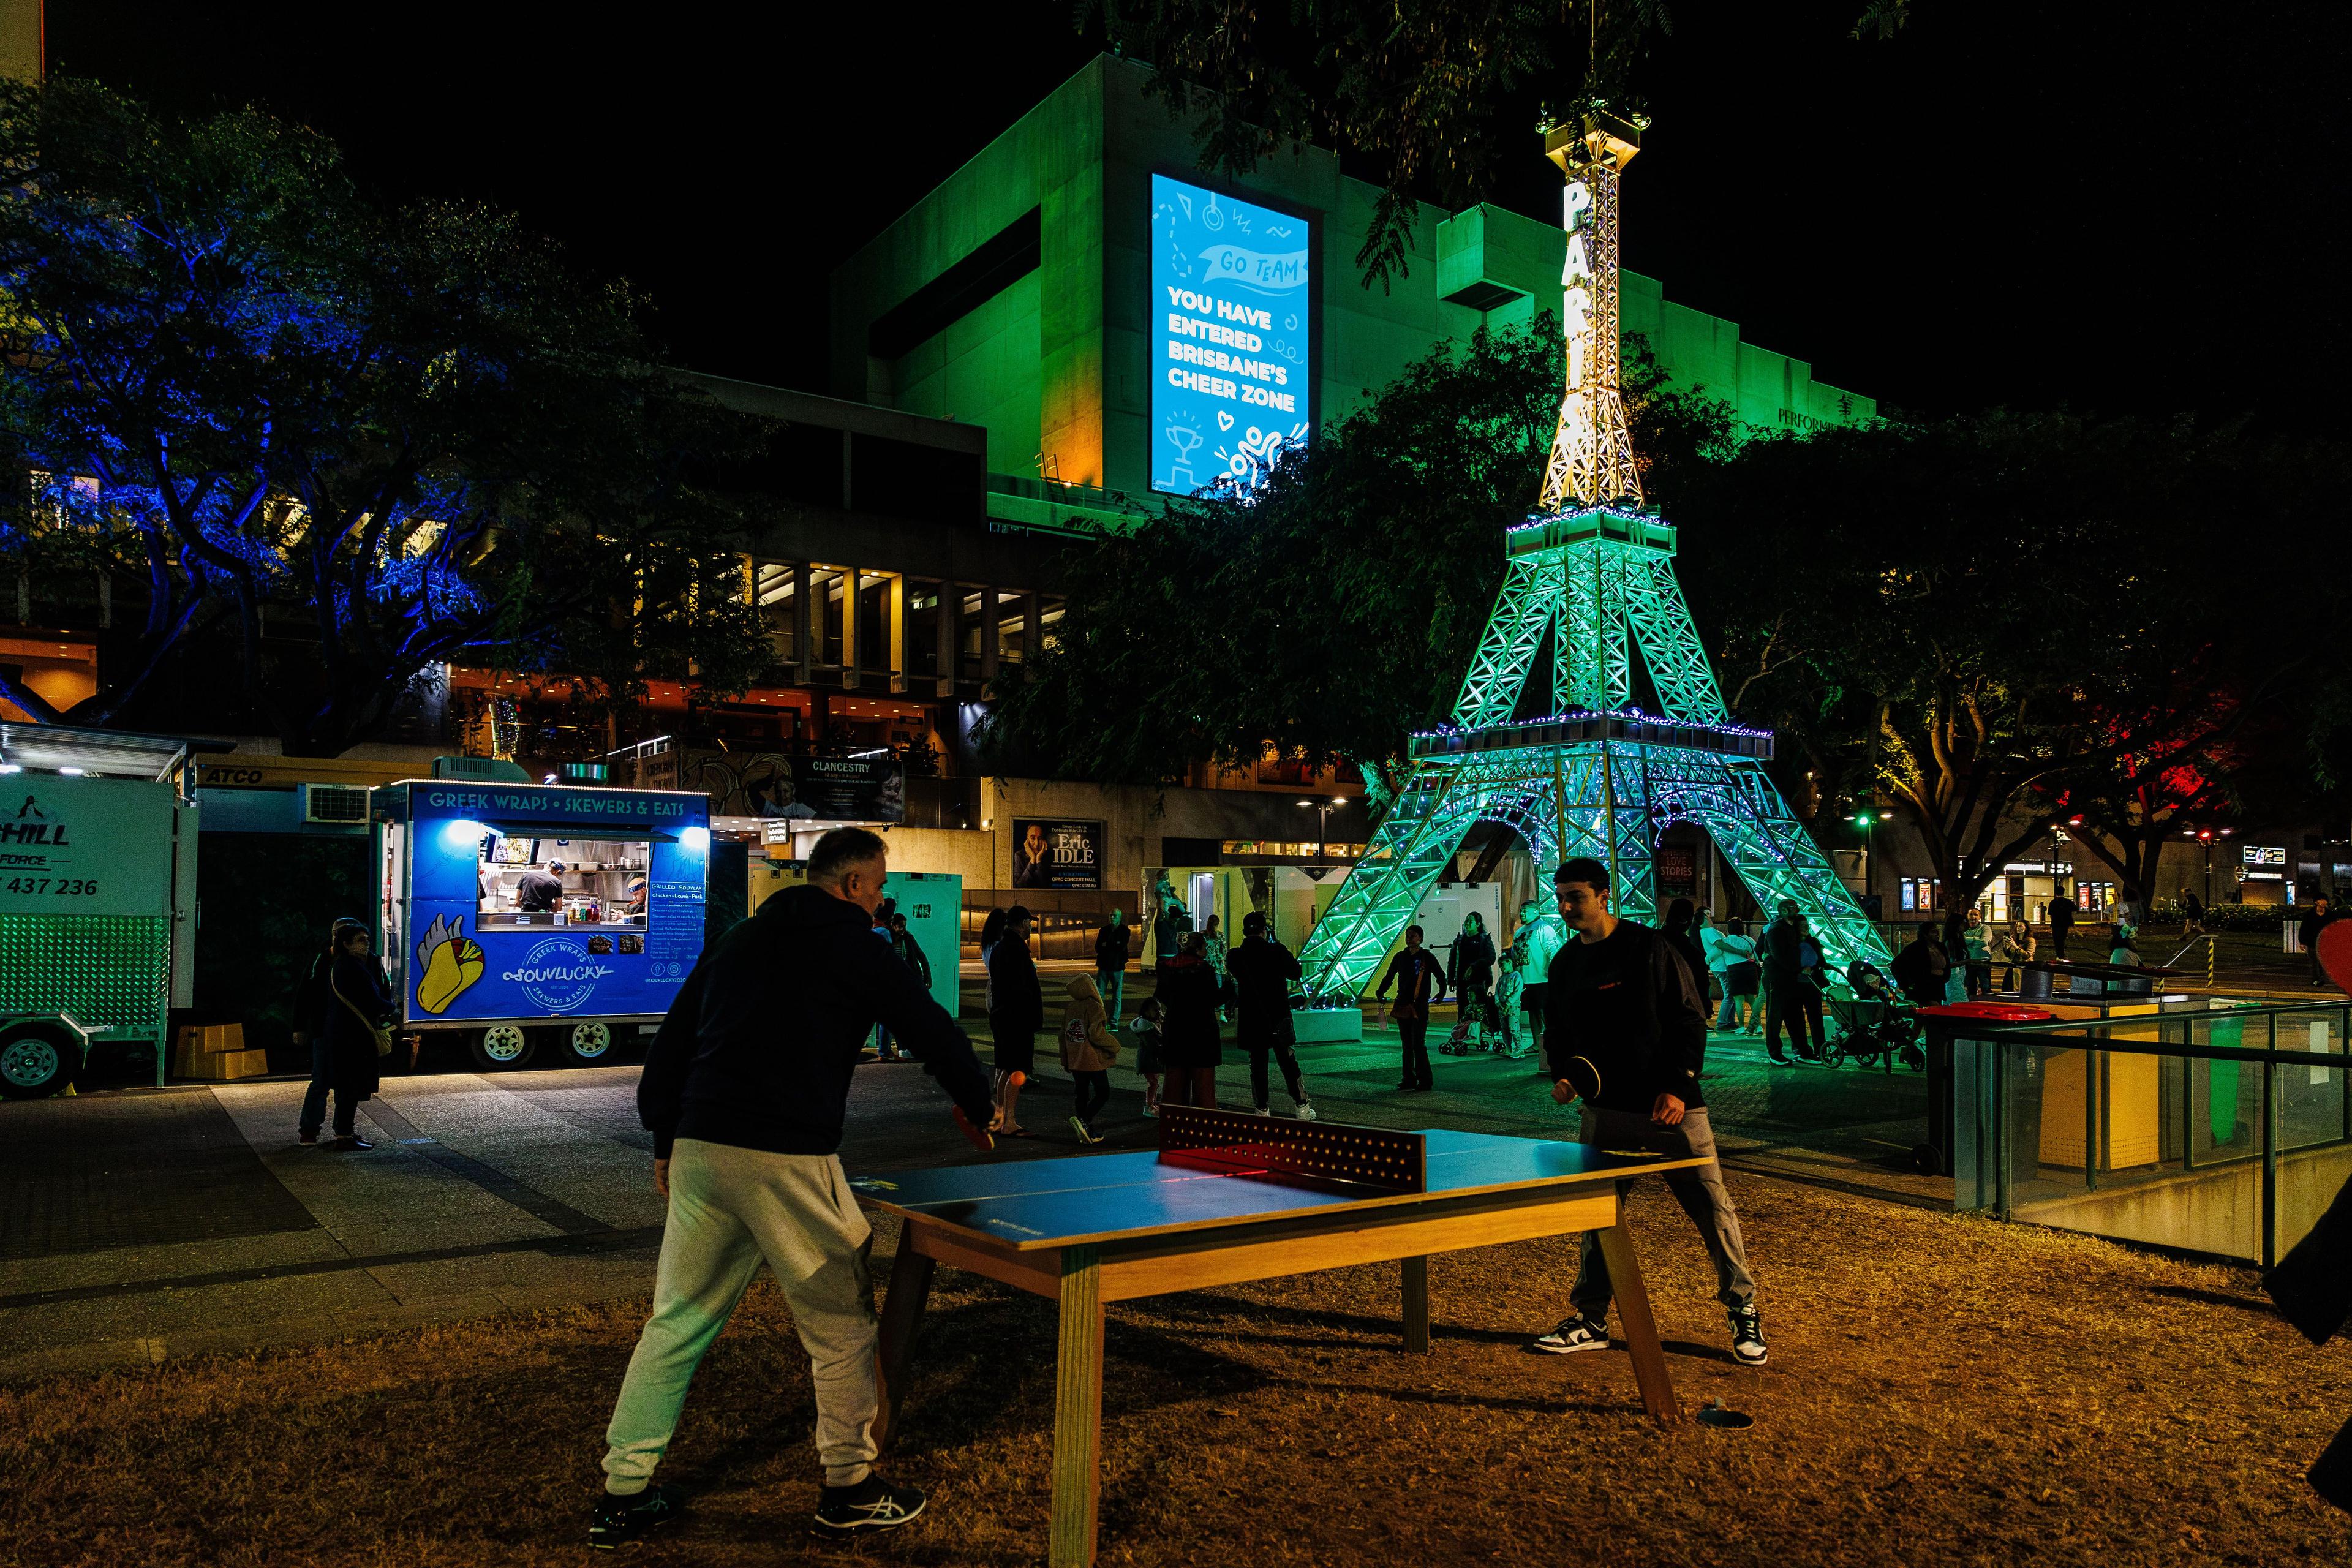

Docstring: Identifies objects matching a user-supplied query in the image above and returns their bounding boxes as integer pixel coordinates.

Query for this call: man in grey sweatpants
[1525,857,1768,1368]
[589,827,998,1550]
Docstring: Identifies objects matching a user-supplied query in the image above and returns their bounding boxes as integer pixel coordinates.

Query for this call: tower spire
[1537,107,1648,511]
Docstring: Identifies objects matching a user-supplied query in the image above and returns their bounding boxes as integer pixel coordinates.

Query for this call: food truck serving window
[473,826,653,954]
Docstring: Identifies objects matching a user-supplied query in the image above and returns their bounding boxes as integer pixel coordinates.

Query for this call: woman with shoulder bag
[322,921,395,1152]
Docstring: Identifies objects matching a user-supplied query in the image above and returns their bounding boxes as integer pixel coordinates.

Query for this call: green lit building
[831,54,1872,517]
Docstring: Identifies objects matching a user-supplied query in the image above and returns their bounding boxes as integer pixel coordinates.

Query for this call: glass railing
[1948,999,2351,1266]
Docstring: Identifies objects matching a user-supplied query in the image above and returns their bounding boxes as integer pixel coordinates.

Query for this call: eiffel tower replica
[1300,108,1890,998]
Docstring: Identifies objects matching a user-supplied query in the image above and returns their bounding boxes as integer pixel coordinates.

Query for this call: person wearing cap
[517,859,567,913]
[1526,856,1767,1368]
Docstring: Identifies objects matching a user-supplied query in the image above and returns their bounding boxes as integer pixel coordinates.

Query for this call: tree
[1674,409,2343,938]
[0,78,764,753]
[1080,0,1903,288]
[979,316,1730,785]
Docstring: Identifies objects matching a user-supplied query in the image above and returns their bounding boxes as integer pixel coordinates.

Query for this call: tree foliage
[1673,411,2347,923]
[0,78,765,753]
[979,316,1731,785]
[1080,0,1904,290]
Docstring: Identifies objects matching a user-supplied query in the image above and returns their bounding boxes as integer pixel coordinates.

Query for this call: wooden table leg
[1050,1245,1104,1568]
[1594,1222,1681,1426]
[1401,1254,1430,1354]
[871,1238,935,1452]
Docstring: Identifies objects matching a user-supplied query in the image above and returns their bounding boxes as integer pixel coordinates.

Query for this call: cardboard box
[173,1023,248,1079]
[183,1048,270,1081]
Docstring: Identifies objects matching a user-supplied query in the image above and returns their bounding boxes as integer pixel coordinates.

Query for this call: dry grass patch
[5,1175,2348,1567]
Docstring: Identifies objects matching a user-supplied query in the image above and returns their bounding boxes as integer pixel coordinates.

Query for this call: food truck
[374,779,709,1069]
[0,723,198,1098]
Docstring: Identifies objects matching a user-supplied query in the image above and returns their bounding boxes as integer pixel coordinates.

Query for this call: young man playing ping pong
[589,827,999,1548]
[1529,857,1768,1367]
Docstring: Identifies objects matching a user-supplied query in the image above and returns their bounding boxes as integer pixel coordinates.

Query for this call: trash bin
[1916,1003,2057,1180]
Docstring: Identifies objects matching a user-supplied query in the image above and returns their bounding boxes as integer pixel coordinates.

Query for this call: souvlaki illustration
[413,913,486,1014]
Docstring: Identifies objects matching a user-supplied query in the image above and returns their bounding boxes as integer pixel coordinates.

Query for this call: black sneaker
[1730,1304,1769,1365]
[813,1473,927,1536]
[1529,1314,1610,1354]
[590,1482,685,1549]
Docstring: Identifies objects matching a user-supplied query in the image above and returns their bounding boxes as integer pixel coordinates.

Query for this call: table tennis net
[1157,1105,1427,1194]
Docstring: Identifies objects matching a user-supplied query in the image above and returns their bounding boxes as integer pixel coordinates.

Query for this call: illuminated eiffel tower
[1300,109,1890,997]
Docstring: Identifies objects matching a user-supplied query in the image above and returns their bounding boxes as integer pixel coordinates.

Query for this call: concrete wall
[891,273,1043,477]
[2012,1140,2352,1263]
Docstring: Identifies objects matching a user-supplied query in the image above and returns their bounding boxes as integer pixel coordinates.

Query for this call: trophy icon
[1163,420,1204,492]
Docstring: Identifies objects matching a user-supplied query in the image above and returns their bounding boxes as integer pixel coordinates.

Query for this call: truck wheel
[560,1021,616,1066]
[0,1022,77,1099]
[469,1023,535,1071]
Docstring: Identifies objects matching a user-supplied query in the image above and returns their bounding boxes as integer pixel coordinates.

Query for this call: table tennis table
[854,1105,1703,1566]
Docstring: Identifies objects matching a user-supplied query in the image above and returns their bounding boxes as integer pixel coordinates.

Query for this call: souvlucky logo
[413,913,486,1014]
[503,938,616,1013]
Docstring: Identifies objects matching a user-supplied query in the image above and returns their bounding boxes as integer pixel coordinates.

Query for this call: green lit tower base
[1300,110,1890,998]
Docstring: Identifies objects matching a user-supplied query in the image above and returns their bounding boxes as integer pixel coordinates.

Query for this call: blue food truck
[374,780,709,1070]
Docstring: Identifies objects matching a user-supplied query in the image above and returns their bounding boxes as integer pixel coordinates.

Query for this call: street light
[1297,797,1343,858]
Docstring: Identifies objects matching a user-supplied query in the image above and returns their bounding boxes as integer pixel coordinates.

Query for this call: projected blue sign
[1150,173,1313,497]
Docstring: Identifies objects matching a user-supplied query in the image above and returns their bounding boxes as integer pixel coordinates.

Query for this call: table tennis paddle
[952,1105,995,1152]
[1550,1055,1602,1106]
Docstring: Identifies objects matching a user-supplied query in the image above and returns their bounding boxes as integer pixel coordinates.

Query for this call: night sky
[51,1,2351,429]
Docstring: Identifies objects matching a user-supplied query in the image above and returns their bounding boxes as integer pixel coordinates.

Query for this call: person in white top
[1509,895,1567,1065]
[1704,915,1760,1033]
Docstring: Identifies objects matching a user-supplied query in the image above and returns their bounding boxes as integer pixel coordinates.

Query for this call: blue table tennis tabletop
[851,1128,1703,1251]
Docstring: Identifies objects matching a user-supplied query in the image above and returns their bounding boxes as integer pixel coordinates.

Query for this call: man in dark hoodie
[1525,857,1767,1369]
[589,827,995,1549]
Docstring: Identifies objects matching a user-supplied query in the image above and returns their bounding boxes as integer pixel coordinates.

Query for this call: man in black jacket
[987,905,1044,1134]
[1526,857,1767,1368]
[1374,926,1449,1091]
[1228,911,1316,1119]
[590,828,995,1549]
[1093,908,1133,1019]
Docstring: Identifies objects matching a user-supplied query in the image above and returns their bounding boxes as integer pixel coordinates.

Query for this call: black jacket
[638,884,992,1159]
[987,933,1046,1035]
[1227,934,1302,1042]
[1890,938,1951,1006]
[322,952,390,1101]
[1156,954,1224,1067]
[891,929,930,987]
[1094,921,1133,968]
[1543,920,1708,1115]
[1450,930,1496,990]
[1376,948,1448,1012]
[1756,918,1811,978]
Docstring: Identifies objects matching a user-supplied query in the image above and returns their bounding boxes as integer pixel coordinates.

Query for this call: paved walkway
[0,1017,1935,1382]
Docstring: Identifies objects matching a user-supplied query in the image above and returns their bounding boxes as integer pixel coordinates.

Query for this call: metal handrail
[2157,931,2220,984]
[1963,997,2348,1267]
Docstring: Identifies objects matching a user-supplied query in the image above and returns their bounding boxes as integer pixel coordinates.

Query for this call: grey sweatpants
[601,1139,880,1493]
[1568,1104,1757,1318]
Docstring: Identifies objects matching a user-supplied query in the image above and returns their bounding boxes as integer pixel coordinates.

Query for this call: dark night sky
[49,1,2352,428]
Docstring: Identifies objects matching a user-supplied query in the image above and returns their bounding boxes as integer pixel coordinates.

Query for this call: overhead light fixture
[58,766,84,775]
[0,763,19,775]
[1330,796,1348,806]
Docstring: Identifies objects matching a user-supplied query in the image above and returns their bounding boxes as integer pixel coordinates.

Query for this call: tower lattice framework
[1300,110,1889,998]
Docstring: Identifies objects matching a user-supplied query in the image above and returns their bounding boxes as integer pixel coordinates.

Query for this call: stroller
[1824,962,1926,1072]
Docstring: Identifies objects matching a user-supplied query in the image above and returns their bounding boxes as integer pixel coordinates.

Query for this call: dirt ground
[7,1172,2348,1568]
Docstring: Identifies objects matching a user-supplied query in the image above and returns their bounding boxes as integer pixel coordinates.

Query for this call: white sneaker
[1295,1102,1317,1121]
[1250,1104,1271,1116]
[1068,1115,1098,1144]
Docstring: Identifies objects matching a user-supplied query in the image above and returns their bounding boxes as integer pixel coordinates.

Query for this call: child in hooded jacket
[1058,973,1121,1143]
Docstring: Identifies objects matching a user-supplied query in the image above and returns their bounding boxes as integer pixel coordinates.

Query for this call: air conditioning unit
[301,784,372,824]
